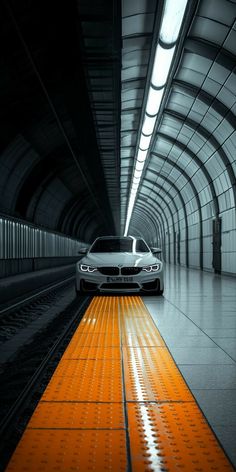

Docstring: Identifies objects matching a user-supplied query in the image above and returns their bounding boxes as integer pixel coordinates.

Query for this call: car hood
[80,252,161,267]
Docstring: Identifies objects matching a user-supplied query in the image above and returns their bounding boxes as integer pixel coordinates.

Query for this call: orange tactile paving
[41,372,123,402]
[6,296,234,472]
[121,317,165,347]
[127,402,233,471]
[123,346,194,402]
[6,430,127,472]
[122,330,164,347]
[65,331,120,348]
[66,329,120,347]
[61,345,121,360]
[52,358,122,378]
[28,402,125,429]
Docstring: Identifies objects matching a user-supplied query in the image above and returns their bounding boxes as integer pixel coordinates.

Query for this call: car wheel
[154,285,164,296]
[157,288,164,296]
[75,281,84,296]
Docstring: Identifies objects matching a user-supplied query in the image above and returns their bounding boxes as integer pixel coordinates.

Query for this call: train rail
[0,275,76,316]
[0,290,90,471]
[0,275,77,352]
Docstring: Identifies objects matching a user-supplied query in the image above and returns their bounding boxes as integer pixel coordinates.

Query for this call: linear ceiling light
[124,0,189,236]
[139,133,152,151]
[135,160,145,172]
[151,44,176,88]
[160,0,189,44]
[146,86,165,116]
[142,114,157,135]
[137,149,148,162]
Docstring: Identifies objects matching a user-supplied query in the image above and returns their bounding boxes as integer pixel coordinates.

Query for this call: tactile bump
[6,429,127,472]
[28,402,125,429]
[127,403,234,471]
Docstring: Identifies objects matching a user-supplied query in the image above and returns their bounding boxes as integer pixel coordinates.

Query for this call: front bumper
[76,270,163,293]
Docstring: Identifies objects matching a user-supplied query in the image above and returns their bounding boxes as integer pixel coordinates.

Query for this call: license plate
[106,277,133,282]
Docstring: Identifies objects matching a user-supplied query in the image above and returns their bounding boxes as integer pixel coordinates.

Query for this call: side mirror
[151,247,162,254]
[78,247,88,255]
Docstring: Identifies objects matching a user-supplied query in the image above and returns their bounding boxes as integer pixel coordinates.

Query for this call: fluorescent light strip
[142,114,157,135]
[124,0,189,236]
[137,149,148,162]
[135,160,145,172]
[139,133,152,151]
[160,0,188,44]
[151,44,175,88]
[134,169,142,178]
[146,86,165,116]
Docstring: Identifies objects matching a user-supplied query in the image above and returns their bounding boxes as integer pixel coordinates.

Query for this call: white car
[75,236,164,295]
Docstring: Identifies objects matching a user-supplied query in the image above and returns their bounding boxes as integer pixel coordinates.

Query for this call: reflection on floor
[143,264,236,467]
[6,293,234,471]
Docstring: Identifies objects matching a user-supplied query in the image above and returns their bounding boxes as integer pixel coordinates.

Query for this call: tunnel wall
[161,208,236,276]
[0,215,84,278]
[221,208,236,275]
[0,257,80,279]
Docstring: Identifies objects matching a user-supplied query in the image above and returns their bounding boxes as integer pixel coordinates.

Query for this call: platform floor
[5,265,236,471]
[145,264,236,467]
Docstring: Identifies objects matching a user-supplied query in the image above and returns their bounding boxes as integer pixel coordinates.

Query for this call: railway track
[0,275,77,316]
[0,283,91,471]
[0,276,78,364]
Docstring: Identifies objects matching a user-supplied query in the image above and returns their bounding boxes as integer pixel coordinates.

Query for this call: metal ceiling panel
[1,0,236,254]
[120,0,157,232]
[78,0,122,234]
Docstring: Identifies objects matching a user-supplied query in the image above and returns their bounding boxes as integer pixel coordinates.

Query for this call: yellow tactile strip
[41,373,123,402]
[6,296,234,471]
[6,430,127,472]
[52,358,122,378]
[127,403,232,471]
[61,345,121,360]
[28,402,125,429]
[123,346,194,402]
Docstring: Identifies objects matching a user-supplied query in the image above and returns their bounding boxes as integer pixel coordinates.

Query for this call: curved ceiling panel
[125,0,236,252]
[140,173,188,234]
[0,0,235,269]
[0,0,119,239]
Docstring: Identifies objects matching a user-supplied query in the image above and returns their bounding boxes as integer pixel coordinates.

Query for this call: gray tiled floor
[143,264,236,467]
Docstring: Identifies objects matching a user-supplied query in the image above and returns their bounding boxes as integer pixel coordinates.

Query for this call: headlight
[142,263,161,272]
[80,264,97,273]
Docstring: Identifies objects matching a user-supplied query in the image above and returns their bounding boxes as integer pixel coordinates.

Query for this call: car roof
[95,236,134,240]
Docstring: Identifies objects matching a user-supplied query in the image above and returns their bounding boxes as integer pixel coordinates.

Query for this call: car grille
[121,267,142,275]
[97,267,119,275]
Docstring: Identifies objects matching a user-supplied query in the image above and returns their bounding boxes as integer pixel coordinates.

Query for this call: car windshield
[90,238,150,253]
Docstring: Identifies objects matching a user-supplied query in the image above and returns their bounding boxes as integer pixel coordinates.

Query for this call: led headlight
[142,263,161,272]
[80,264,97,273]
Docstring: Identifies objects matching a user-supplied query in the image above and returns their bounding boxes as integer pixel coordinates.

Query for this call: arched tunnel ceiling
[0,0,236,244]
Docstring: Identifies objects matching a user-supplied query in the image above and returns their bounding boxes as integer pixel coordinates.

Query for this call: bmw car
[75,236,164,295]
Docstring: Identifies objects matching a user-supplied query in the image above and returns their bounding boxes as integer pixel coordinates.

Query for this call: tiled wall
[161,206,236,276]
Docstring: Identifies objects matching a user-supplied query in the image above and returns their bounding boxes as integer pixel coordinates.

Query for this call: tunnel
[0,0,236,470]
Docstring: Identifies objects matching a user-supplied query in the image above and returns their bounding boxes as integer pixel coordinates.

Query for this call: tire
[75,281,84,296]
[153,285,164,296]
